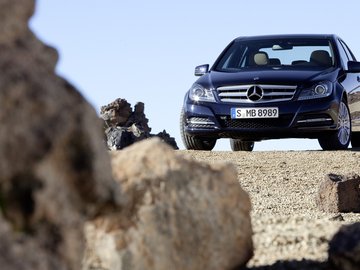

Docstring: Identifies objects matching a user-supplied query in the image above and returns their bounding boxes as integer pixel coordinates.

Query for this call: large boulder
[0,0,122,269]
[316,174,360,213]
[83,138,253,270]
[328,223,360,270]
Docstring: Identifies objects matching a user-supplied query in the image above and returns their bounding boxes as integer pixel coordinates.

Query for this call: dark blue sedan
[181,34,360,151]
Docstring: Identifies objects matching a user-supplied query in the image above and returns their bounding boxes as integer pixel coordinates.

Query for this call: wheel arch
[342,91,348,103]
[335,81,348,103]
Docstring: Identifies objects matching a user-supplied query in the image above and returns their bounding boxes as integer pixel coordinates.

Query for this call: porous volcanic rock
[316,174,360,213]
[100,98,178,150]
[125,101,151,134]
[100,98,133,128]
[0,0,122,269]
[328,223,360,270]
[83,138,253,270]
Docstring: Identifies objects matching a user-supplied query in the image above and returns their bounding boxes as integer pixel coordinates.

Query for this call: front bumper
[183,96,340,141]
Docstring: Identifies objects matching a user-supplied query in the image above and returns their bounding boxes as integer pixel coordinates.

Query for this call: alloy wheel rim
[338,102,351,145]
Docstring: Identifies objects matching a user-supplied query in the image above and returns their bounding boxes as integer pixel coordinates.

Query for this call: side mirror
[194,64,209,76]
[347,61,360,73]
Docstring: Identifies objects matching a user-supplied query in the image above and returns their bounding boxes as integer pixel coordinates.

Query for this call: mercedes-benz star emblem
[247,85,264,101]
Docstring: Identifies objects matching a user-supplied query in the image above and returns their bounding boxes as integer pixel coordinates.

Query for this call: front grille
[217,84,297,103]
[218,115,293,129]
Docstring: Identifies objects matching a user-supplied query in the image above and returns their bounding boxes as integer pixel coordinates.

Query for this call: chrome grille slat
[217,84,297,103]
[263,92,294,96]
[217,85,249,91]
[259,85,297,90]
[221,99,247,102]
[218,92,247,97]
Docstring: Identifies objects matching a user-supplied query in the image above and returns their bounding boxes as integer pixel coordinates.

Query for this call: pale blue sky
[30,0,360,151]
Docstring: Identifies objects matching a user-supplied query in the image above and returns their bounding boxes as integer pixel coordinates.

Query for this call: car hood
[197,68,339,89]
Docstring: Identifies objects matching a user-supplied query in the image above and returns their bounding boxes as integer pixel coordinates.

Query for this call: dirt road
[182,150,360,269]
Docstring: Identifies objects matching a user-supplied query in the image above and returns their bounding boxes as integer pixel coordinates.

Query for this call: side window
[340,40,356,61]
[337,39,350,68]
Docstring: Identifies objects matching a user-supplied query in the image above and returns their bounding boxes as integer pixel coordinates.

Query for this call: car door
[337,39,360,132]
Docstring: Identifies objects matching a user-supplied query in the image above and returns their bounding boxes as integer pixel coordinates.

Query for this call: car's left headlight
[188,84,215,102]
[298,81,333,100]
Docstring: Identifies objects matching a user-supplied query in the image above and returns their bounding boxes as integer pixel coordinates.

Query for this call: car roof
[235,34,339,41]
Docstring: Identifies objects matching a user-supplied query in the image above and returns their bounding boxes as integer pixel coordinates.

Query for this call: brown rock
[0,212,65,270]
[0,0,34,46]
[316,174,360,213]
[100,98,132,127]
[328,223,360,270]
[0,0,122,269]
[83,138,253,270]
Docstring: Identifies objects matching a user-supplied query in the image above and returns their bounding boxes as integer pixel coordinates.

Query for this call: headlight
[298,81,333,100]
[188,84,215,102]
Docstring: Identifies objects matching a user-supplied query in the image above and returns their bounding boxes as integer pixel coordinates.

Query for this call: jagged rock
[153,129,179,149]
[100,98,132,127]
[101,99,178,150]
[328,223,360,270]
[101,99,151,150]
[127,123,149,142]
[105,124,151,150]
[0,0,122,269]
[126,102,151,133]
[105,126,136,150]
[316,174,360,213]
[83,138,253,270]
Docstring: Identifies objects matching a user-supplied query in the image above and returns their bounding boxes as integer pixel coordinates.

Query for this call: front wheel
[180,108,216,151]
[230,139,254,152]
[318,101,351,150]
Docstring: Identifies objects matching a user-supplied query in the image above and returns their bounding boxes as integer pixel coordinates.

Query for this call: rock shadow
[237,259,331,270]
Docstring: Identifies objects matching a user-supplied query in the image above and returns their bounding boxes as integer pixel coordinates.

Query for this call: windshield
[214,38,335,72]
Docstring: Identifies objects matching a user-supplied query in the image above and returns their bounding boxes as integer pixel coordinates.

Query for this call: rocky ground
[182,149,360,269]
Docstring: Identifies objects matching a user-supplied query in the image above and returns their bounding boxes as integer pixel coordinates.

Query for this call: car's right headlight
[188,84,215,102]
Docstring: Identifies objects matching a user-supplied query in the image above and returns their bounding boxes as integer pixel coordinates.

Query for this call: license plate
[231,107,279,119]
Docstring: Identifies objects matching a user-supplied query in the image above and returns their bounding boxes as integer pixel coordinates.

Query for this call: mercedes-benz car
[180,34,360,151]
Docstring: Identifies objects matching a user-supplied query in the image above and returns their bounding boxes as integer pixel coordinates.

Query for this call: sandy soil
[181,149,360,269]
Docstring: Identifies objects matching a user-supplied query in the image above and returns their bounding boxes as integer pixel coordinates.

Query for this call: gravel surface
[181,149,360,269]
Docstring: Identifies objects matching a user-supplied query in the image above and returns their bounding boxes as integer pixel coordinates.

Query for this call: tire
[230,139,254,152]
[318,100,351,150]
[351,132,360,148]
[180,108,216,151]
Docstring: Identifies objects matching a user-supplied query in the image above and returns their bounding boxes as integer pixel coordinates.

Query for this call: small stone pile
[100,98,178,150]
